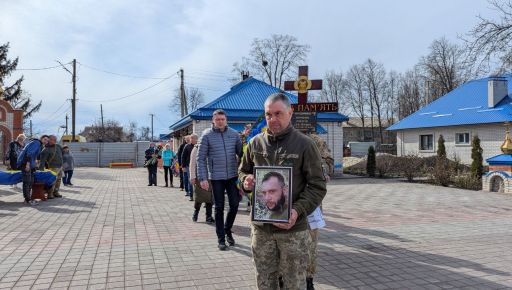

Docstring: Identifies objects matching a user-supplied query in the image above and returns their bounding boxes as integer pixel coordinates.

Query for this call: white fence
[66,142,150,167]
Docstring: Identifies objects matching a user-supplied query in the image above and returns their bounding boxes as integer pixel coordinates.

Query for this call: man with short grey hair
[239,92,326,289]
[197,109,243,250]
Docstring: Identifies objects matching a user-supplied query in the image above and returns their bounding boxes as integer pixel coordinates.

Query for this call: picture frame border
[251,166,293,223]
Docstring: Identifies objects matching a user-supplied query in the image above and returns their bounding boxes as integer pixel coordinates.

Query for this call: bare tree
[139,126,151,141]
[418,37,465,103]
[169,87,204,114]
[82,119,126,142]
[385,70,400,125]
[233,34,310,89]
[397,68,425,119]
[319,70,344,102]
[345,64,367,140]
[362,59,387,143]
[126,121,138,142]
[462,0,512,76]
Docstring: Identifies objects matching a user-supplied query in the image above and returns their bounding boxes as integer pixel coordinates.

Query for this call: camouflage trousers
[307,228,319,278]
[49,167,63,194]
[251,225,311,290]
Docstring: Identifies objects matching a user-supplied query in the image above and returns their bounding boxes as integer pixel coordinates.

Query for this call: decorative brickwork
[0,99,23,159]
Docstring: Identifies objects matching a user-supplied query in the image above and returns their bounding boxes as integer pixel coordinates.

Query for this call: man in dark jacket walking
[181,134,197,201]
[177,136,189,191]
[197,109,243,250]
[144,143,160,186]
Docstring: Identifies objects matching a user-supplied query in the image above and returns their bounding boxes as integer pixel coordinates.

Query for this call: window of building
[455,133,470,145]
[419,134,434,151]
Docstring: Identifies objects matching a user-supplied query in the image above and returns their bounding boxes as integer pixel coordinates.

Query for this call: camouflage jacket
[239,125,327,233]
[309,134,334,177]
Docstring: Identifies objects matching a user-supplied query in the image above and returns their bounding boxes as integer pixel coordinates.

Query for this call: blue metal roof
[170,77,348,131]
[388,75,512,131]
[487,154,512,165]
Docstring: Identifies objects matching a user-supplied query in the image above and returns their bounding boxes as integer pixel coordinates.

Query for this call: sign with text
[292,102,339,112]
[292,111,317,133]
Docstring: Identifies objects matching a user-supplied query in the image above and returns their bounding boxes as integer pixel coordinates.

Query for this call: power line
[16,63,70,71]
[37,100,69,123]
[79,73,179,103]
[78,62,172,80]
[153,115,169,128]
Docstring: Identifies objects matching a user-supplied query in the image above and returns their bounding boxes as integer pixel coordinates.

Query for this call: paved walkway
[0,168,511,290]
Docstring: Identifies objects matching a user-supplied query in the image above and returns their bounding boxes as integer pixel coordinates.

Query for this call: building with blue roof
[387,75,512,164]
[169,76,349,172]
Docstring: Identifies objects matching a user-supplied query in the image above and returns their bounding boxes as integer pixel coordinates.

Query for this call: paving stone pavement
[0,168,511,290]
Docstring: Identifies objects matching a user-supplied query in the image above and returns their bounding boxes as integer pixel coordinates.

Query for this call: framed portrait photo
[251,166,293,223]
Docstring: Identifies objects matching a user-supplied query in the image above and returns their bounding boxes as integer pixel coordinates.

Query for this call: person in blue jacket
[17,135,49,205]
[161,143,176,187]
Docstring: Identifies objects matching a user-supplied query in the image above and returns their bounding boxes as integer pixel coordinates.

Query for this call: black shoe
[206,216,214,224]
[226,233,235,246]
[189,196,194,201]
[165,184,168,187]
[170,184,174,187]
[148,184,152,186]
[218,243,227,251]
[279,276,284,288]
[192,211,198,222]
[306,277,315,290]
[68,183,73,186]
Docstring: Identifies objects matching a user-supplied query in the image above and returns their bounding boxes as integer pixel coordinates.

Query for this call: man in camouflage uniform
[239,93,326,290]
[307,133,334,290]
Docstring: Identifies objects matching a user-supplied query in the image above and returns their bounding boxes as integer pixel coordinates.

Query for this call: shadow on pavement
[228,243,252,258]
[0,197,96,215]
[315,220,510,289]
[227,212,510,288]
[35,197,96,214]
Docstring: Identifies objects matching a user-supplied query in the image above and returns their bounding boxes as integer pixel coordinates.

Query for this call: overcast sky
[0,0,500,136]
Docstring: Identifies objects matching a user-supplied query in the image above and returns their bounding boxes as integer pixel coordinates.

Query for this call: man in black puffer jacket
[197,109,243,250]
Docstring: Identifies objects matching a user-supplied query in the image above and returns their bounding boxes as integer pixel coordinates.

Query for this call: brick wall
[396,123,507,164]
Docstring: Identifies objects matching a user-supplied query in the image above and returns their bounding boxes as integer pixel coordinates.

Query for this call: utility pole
[56,59,77,141]
[149,113,154,141]
[72,59,77,142]
[179,68,188,117]
[65,114,69,135]
[29,120,33,138]
[100,104,104,141]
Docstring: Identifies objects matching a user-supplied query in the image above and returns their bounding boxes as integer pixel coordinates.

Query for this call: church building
[169,76,348,174]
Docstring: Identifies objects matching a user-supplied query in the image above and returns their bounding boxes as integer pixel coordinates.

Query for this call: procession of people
[0,89,331,290]
[137,92,331,290]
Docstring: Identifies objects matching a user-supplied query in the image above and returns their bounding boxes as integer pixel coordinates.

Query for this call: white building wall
[318,122,344,174]
[396,123,506,164]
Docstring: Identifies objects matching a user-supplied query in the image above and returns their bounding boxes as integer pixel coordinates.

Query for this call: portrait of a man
[252,167,292,223]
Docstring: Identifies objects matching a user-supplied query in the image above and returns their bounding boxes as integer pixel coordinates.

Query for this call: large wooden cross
[284,66,339,113]
[284,66,339,133]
